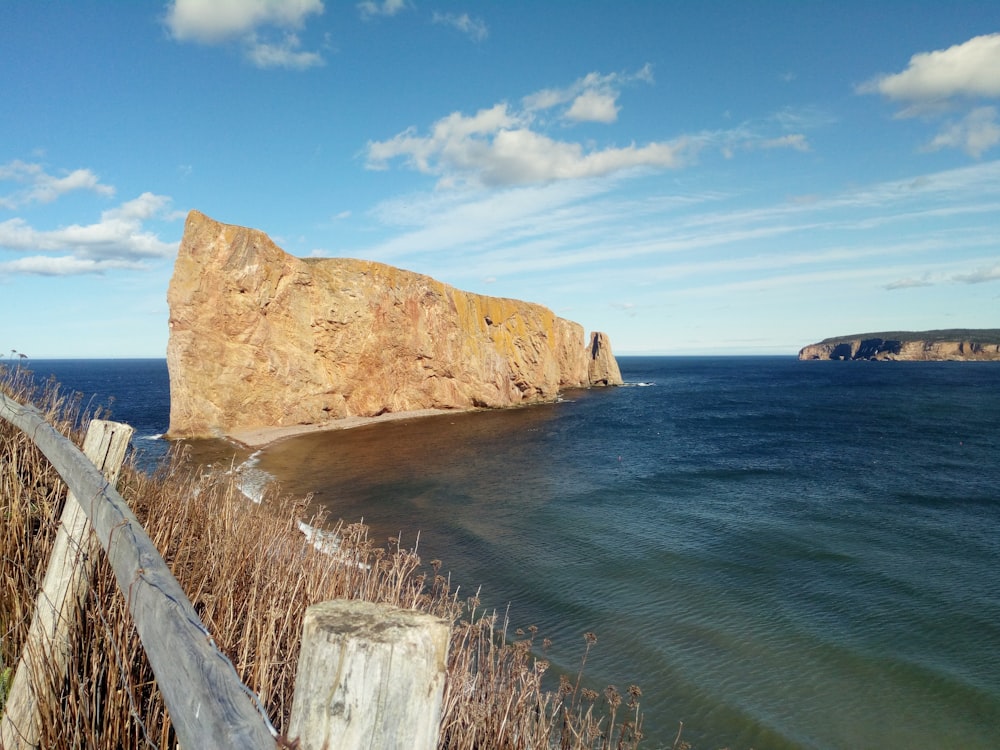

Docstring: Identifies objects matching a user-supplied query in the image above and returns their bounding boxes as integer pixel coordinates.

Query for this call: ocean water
[13,359,172,471]
[14,357,1000,749]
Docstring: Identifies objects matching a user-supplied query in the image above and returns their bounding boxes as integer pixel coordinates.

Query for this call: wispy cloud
[350,157,1000,307]
[0,256,147,276]
[858,33,1000,157]
[431,12,487,41]
[0,161,115,209]
[884,257,1000,290]
[758,134,811,152]
[885,275,935,290]
[0,193,178,276]
[366,67,818,189]
[952,262,1000,284]
[358,0,408,20]
[365,67,699,187]
[922,106,1000,158]
[164,0,325,69]
[243,32,324,69]
[522,66,653,122]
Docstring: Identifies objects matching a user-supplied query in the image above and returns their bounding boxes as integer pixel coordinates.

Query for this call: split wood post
[1,419,133,750]
[288,600,450,750]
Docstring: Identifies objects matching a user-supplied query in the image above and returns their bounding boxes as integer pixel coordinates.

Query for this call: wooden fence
[0,392,448,750]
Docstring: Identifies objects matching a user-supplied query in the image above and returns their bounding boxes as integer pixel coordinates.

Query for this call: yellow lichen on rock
[166,211,622,439]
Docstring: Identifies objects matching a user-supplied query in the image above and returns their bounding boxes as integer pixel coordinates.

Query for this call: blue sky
[2,1,998,358]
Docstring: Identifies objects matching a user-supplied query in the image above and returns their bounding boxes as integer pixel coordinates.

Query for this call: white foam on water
[296,519,341,554]
[296,519,371,569]
[229,450,274,504]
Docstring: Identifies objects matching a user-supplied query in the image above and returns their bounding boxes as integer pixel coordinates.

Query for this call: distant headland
[798,329,1000,361]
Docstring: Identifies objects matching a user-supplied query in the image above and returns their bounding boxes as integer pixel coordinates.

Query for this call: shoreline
[227,407,470,448]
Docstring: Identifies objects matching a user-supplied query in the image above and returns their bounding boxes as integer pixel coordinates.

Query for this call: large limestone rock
[166,211,622,439]
[588,332,623,385]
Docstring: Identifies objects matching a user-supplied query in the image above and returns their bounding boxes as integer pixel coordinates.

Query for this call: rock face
[588,332,623,385]
[166,211,623,439]
[799,334,1000,361]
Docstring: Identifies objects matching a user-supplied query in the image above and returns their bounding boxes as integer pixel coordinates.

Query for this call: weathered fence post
[0,393,277,748]
[1,419,132,750]
[288,600,450,750]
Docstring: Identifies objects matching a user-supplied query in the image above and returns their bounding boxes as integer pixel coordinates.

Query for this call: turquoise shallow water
[26,356,1000,749]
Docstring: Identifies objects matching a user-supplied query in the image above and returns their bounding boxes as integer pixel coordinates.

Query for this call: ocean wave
[297,519,341,554]
[233,450,273,504]
[297,519,371,569]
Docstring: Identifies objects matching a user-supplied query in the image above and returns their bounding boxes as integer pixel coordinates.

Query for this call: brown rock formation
[166,211,622,439]
[799,333,1000,361]
[588,332,623,385]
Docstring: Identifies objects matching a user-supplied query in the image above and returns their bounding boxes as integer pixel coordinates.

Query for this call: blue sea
[19,357,1000,749]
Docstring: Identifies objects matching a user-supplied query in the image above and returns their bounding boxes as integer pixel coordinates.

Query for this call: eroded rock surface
[166,211,622,439]
[588,332,623,385]
[799,335,1000,361]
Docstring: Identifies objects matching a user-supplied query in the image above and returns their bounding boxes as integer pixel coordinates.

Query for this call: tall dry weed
[1,363,643,748]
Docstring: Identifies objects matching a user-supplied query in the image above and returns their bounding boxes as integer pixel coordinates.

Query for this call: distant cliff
[166,211,622,439]
[798,330,1000,361]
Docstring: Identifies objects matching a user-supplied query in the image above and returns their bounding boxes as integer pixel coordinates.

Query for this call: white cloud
[886,260,1000,289]
[165,0,323,42]
[431,12,488,42]
[351,159,1000,296]
[885,275,936,290]
[105,192,174,223]
[758,134,810,152]
[670,121,812,161]
[953,262,1000,284]
[366,69,705,187]
[0,256,145,276]
[523,66,653,121]
[361,177,619,259]
[0,161,115,209]
[0,193,178,276]
[923,106,1000,158]
[165,0,325,69]
[565,91,620,123]
[859,34,1000,158]
[368,114,694,186]
[358,0,408,20]
[367,103,521,173]
[245,32,324,69]
[859,33,1000,104]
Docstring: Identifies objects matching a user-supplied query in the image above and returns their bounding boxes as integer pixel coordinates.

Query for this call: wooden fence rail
[0,391,449,750]
[2,418,135,748]
[0,393,276,749]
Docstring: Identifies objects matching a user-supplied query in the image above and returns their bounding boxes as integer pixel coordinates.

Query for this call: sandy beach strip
[227,408,468,448]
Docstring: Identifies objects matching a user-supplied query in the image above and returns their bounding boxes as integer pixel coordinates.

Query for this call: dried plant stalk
[1,363,643,749]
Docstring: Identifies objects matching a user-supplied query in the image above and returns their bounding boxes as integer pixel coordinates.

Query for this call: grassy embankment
[0,364,646,749]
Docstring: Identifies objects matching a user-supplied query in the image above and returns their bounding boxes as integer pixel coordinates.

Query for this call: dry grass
[1,363,643,749]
